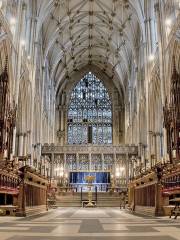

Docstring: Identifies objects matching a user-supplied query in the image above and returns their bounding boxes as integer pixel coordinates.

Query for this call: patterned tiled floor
[0,207,180,239]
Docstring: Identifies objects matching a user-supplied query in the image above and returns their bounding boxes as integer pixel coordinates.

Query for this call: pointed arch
[67,72,112,145]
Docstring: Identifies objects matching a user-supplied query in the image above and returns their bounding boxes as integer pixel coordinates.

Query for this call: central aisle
[0,207,179,239]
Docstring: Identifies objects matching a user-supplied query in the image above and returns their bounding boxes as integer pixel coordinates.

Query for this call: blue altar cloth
[70,172,110,184]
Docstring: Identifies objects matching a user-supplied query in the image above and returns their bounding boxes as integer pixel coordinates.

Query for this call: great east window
[67,72,112,145]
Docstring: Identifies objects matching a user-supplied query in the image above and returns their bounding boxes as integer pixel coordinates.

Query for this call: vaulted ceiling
[38,0,145,93]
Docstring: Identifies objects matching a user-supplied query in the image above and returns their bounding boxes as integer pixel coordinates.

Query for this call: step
[134,206,155,216]
[55,192,122,207]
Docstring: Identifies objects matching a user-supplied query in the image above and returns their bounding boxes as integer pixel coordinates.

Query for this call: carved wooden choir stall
[129,57,180,216]
[128,166,163,216]
[0,58,49,216]
[0,58,19,216]
[16,166,48,216]
[164,57,180,163]
[0,168,19,216]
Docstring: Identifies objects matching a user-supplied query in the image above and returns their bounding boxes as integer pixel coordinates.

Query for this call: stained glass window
[67,72,112,144]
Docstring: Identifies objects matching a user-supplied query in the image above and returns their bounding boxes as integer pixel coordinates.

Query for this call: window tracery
[67,72,112,145]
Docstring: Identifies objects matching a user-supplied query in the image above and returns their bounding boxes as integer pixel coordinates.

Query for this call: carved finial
[5,56,8,73]
[172,55,179,80]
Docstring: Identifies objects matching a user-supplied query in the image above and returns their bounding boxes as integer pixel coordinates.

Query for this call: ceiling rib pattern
[41,0,143,91]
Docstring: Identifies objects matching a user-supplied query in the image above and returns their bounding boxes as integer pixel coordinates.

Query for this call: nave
[0,0,180,229]
[0,207,180,240]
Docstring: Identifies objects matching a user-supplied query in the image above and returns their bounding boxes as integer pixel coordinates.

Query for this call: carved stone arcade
[41,144,138,190]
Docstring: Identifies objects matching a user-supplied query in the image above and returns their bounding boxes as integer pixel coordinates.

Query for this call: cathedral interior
[0,0,180,239]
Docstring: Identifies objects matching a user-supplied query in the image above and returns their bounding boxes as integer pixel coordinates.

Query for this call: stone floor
[0,207,180,239]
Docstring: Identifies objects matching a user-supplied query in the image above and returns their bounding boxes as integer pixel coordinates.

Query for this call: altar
[69,172,110,192]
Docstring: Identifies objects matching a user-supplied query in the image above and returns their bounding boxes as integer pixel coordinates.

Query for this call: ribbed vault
[38,0,144,93]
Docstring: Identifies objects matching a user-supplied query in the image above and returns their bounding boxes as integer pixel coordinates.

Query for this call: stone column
[138,143,142,171]
[154,3,167,161]
[153,133,157,165]
[156,132,161,162]
[44,155,48,177]
[89,153,92,171]
[114,153,117,172]
[26,130,31,155]
[126,153,129,186]
[149,131,153,167]
[23,133,27,156]
[64,106,68,144]
[26,15,32,54]
[18,133,24,157]
[160,133,164,162]
[59,106,64,146]
[29,15,39,165]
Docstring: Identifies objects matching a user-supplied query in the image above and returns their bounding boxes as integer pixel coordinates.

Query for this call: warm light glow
[165,18,172,27]
[10,25,15,34]
[20,39,25,46]
[55,166,64,172]
[165,18,172,35]
[167,27,171,35]
[0,1,2,8]
[115,171,120,177]
[27,55,31,60]
[60,166,64,171]
[149,54,155,61]
[119,167,125,172]
[59,171,64,177]
[10,17,16,25]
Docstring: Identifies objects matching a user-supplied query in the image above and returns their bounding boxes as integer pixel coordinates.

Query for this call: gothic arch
[164,31,180,102]
[56,65,125,145]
